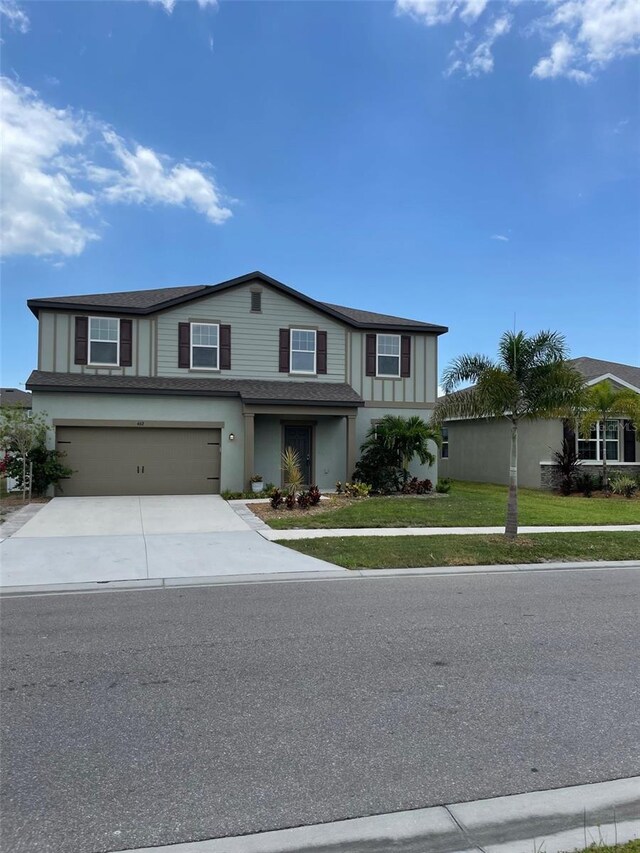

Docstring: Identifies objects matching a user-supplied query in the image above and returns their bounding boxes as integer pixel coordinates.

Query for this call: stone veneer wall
[540,462,640,490]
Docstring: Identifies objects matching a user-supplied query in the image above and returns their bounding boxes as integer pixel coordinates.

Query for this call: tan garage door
[56,426,221,496]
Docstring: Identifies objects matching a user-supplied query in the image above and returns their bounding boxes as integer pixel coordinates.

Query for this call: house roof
[0,387,32,408]
[568,357,640,391]
[27,271,448,334]
[25,371,364,407]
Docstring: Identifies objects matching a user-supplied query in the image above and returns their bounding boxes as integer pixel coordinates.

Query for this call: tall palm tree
[362,414,439,483]
[433,331,585,540]
[579,381,640,492]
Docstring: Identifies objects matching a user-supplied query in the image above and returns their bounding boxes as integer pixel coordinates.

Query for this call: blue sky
[1,0,639,389]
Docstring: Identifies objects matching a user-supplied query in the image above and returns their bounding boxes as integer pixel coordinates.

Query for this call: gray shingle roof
[321,302,444,330]
[34,285,207,310]
[26,371,364,406]
[568,357,640,390]
[27,271,448,334]
[0,388,32,408]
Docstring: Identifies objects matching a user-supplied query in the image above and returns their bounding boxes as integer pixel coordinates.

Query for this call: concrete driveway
[0,496,340,589]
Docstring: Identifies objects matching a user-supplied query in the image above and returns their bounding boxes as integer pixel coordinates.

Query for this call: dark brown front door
[283,425,312,486]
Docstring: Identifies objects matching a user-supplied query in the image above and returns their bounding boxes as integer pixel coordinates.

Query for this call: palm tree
[362,414,440,483]
[579,382,640,492]
[433,331,585,540]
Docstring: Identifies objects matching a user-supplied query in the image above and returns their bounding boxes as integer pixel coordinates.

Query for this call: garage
[56,426,221,496]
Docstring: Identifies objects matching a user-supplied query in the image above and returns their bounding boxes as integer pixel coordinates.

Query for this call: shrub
[297,492,310,509]
[553,438,581,496]
[2,444,72,497]
[344,481,371,498]
[270,488,284,509]
[610,475,638,499]
[575,472,596,497]
[353,443,403,494]
[335,481,343,494]
[285,492,296,510]
[281,447,303,498]
[401,477,433,495]
[435,478,451,494]
[249,473,263,483]
[308,486,321,506]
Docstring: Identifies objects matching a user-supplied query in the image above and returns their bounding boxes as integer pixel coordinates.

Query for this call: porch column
[346,415,357,481]
[243,412,255,490]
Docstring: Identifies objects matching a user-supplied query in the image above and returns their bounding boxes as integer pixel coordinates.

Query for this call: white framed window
[377,334,400,377]
[578,420,619,461]
[190,322,219,369]
[290,329,316,374]
[441,427,449,458]
[89,317,119,366]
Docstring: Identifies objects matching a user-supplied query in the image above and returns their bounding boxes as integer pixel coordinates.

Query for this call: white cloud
[491,234,509,242]
[100,131,231,225]
[149,0,217,13]
[532,0,640,81]
[0,0,29,33]
[396,0,488,26]
[0,77,232,258]
[446,15,511,77]
[396,0,640,82]
[531,34,592,81]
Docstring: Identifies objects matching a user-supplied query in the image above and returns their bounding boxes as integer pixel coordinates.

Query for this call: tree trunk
[22,456,26,503]
[505,420,518,540]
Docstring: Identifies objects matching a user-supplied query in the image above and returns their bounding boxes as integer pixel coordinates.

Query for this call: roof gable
[27,271,448,334]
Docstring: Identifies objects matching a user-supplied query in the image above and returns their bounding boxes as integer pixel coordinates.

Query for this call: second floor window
[291,329,316,374]
[191,322,219,369]
[89,317,119,365]
[377,334,400,377]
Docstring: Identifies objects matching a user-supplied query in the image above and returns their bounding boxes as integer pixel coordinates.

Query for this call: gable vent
[251,291,262,312]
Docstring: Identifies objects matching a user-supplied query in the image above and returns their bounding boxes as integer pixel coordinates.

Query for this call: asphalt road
[2,569,640,853]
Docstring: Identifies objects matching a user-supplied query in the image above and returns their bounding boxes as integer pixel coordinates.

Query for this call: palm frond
[441,354,496,393]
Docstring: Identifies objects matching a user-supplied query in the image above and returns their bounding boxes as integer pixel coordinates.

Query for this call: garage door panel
[56,427,221,496]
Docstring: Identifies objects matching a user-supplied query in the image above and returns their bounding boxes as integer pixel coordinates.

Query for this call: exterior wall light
[228,433,235,441]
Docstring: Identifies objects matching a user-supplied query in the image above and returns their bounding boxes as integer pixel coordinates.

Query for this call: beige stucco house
[26,271,447,496]
[438,357,640,489]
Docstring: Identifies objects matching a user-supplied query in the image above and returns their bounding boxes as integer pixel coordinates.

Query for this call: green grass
[570,842,640,853]
[266,481,640,529]
[279,531,640,569]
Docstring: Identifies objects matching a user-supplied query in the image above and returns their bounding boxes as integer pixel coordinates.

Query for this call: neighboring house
[0,388,32,409]
[25,271,447,496]
[1,389,32,493]
[438,357,640,489]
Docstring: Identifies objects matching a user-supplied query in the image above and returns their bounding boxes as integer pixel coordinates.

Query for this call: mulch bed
[249,491,448,522]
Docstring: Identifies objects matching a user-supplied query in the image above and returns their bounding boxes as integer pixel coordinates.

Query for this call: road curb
[121,776,640,852]
[1,561,639,596]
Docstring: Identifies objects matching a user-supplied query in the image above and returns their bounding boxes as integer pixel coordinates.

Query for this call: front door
[283,425,312,486]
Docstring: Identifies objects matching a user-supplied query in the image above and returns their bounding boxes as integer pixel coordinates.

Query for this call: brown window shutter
[74,316,88,365]
[119,319,133,367]
[317,331,327,374]
[562,418,576,446]
[178,322,191,368]
[365,334,376,376]
[400,335,411,378]
[623,420,636,462]
[219,324,231,370]
[279,329,290,372]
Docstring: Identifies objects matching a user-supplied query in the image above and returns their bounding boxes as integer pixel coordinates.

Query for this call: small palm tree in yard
[362,415,440,484]
[433,331,585,540]
[579,382,640,493]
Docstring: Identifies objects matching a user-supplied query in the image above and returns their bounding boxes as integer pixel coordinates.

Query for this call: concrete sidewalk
[124,776,640,853]
[262,523,640,540]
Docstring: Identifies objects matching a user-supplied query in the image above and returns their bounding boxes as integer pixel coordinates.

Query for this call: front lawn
[265,481,640,529]
[279,531,640,569]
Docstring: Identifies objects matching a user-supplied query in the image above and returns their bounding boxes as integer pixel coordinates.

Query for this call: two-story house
[25,271,447,496]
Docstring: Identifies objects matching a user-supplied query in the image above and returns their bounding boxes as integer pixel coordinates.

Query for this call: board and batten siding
[348,331,437,405]
[156,284,346,381]
[37,310,154,377]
